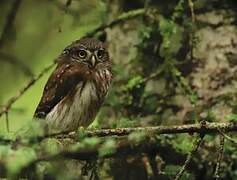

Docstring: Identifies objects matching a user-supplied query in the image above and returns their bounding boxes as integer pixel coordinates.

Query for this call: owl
[34,37,112,132]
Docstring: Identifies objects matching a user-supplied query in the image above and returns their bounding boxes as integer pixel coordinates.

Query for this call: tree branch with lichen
[52,121,237,139]
[0,121,235,144]
[14,121,237,176]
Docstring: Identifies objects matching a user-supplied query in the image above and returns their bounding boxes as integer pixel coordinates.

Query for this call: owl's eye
[62,49,70,55]
[97,49,105,59]
[78,50,87,59]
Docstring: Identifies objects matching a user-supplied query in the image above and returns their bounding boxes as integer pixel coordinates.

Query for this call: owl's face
[62,38,109,69]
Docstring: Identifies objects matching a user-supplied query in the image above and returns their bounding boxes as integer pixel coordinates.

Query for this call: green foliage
[98,138,116,157]
[172,135,194,153]
[0,144,11,158]
[124,75,143,92]
[82,137,101,148]
[164,165,194,180]
[226,113,237,122]
[159,18,183,59]
[172,0,185,20]
[15,120,45,141]
[171,67,198,106]
[41,138,62,155]
[116,117,138,128]
[128,131,146,143]
[6,147,37,177]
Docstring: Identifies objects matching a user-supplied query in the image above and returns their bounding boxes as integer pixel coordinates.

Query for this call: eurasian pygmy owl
[34,37,112,132]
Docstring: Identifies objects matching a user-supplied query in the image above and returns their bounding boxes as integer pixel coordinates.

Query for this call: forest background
[0,0,237,179]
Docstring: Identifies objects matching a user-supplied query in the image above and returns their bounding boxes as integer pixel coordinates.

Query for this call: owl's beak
[89,55,97,68]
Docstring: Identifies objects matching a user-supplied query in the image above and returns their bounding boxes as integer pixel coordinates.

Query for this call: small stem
[174,135,204,180]
[214,135,225,180]
[0,63,55,118]
[218,129,237,145]
[5,112,10,132]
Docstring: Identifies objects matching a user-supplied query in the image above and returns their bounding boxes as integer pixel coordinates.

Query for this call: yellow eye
[97,50,104,59]
[78,50,87,59]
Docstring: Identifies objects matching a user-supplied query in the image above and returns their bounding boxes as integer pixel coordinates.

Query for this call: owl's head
[61,37,109,69]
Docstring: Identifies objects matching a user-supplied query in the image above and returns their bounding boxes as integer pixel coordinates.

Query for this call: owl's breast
[45,81,102,132]
[93,68,112,97]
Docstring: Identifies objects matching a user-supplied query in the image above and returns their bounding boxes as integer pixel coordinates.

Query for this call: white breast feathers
[45,81,100,132]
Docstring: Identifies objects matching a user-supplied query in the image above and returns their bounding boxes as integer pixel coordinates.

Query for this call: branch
[175,135,204,180]
[0,0,22,48]
[1,122,237,145]
[0,63,55,117]
[5,112,9,132]
[20,136,166,175]
[213,135,225,180]
[0,52,33,77]
[218,130,237,145]
[58,122,237,138]
[188,0,195,23]
[86,8,145,37]
[188,0,196,64]
[3,122,237,176]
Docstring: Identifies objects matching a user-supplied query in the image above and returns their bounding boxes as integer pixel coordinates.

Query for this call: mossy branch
[53,121,237,139]
[18,121,237,176]
[86,8,145,37]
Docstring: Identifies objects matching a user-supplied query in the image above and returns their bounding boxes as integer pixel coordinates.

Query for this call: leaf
[159,17,183,57]
[15,120,45,142]
[98,138,116,157]
[6,147,37,177]
[173,135,193,153]
[116,117,137,128]
[124,75,143,91]
[226,114,237,122]
[128,131,146,143]
[0,145,12,159]
[41,138,62,155]
[164,165,194,179]
[82,137,101,148]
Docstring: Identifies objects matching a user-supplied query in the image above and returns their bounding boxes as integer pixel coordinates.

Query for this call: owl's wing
[34,63,84,118]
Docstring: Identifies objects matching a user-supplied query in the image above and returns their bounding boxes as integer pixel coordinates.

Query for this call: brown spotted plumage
[34,37,112,132]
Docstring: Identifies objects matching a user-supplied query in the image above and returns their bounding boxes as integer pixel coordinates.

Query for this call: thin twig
[187,0,195,62]
[86,8,145,37]
[144,0,150,13]
[20,137,162,174]
[0,52,33,77]
[65,0,72,7]
[148,154,159,178]
[0,0,22,48]
[141,66,165,84]
[0,63,55,117]
[175,135,204,180]
[214,135,225,180]
[5,112,9,132]
[218,130,237,145]
[188,0,195,23]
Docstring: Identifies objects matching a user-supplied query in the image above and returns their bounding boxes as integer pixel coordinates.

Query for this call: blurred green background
[0,0,107,132]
